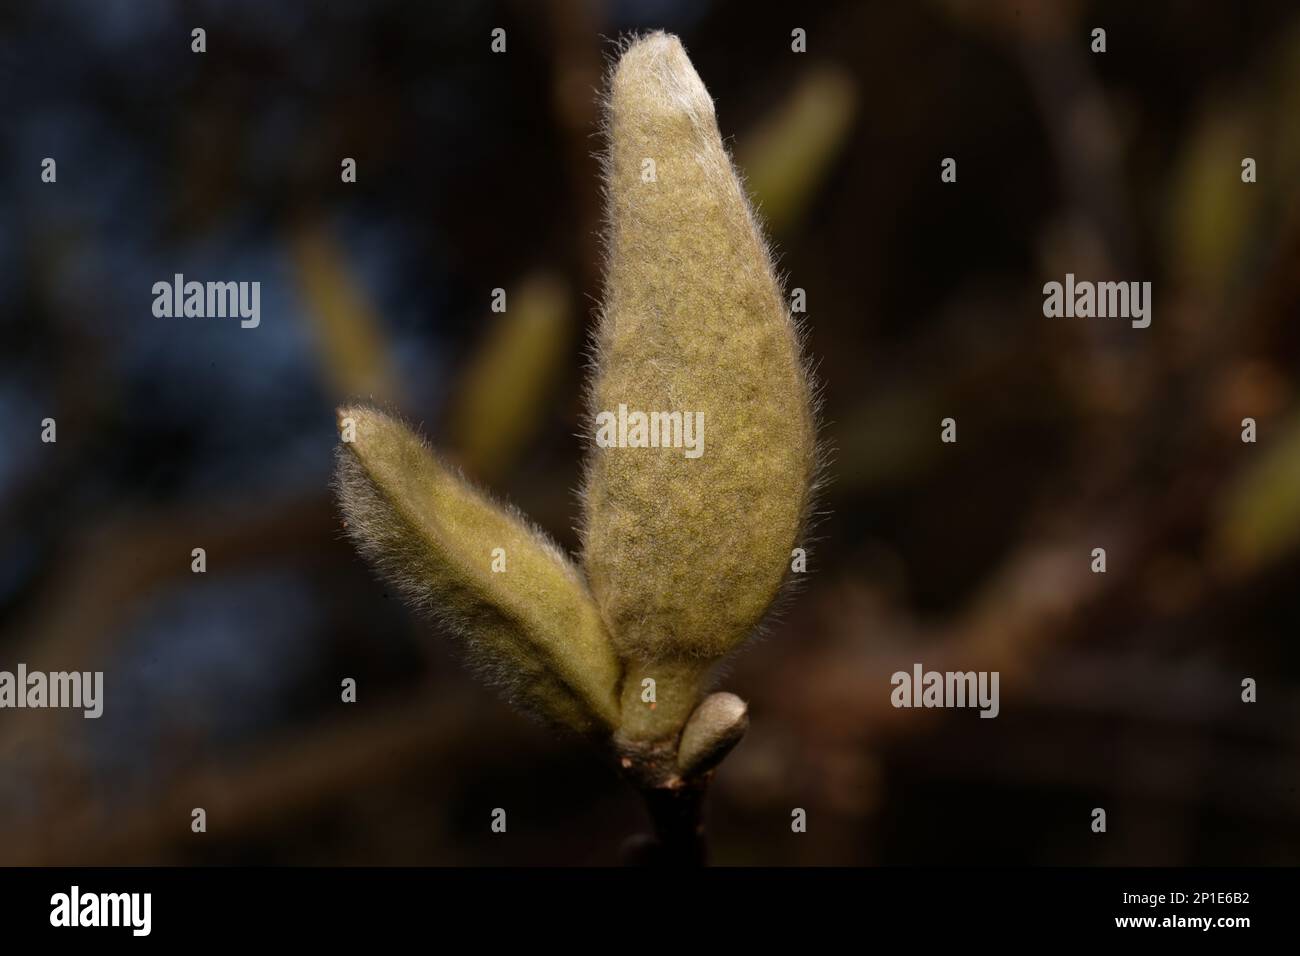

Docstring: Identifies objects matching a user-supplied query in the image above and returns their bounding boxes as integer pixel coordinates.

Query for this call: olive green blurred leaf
[1215,410,1300,574]
[292,221,397,402]
[737,64,857,236]
[447,272,571,480]
[1165,105,1259,296]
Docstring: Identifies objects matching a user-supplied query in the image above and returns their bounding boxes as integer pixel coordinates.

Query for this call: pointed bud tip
[336,405,374,443]
[612,31,713,122]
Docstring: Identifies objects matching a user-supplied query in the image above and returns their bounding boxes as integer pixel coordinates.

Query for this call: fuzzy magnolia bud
[334,406,620,735]
[677,692,749,777]
[582,33,818,739]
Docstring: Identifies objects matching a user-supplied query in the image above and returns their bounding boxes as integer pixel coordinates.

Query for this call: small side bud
[677,692,749,777]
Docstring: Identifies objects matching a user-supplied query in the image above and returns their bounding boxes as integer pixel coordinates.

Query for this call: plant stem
[638,779,708,866]
[615,735,710,866]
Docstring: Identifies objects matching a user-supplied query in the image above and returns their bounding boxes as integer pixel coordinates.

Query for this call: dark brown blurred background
[2,0,1298,865]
